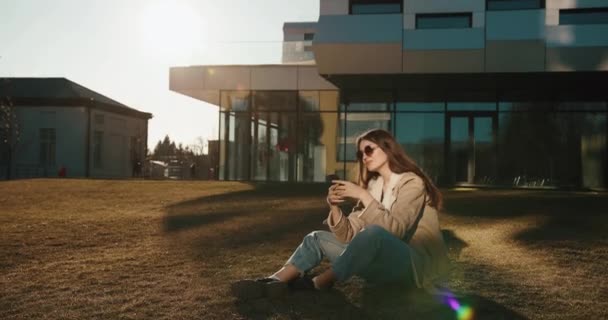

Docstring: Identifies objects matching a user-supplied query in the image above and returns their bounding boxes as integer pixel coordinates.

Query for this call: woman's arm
[326,180,373,243]
[356,176,426,239]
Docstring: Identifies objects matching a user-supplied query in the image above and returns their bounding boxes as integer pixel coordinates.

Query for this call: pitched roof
[0,77,152,119]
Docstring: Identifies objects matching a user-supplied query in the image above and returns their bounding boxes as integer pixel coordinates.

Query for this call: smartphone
[326,174,340,184]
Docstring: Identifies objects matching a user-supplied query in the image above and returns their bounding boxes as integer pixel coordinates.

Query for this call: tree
[189,136,207,156]
[152,135,176,160]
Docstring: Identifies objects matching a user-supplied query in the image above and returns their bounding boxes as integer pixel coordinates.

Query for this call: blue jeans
[286,225,415,287]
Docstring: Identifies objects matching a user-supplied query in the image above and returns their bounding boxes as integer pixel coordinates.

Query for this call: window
[394,112,445,183]
[93,131,103,169]
[350,0,402,14]
[39,128,56,166]
[416,13,472,29]
[220,91,250,112]
[94,114,104,125]
[560,8,608,25]
[498,101,607,188]
[339,102,391,161]
[304,33,314,41]
[486,0,544,11]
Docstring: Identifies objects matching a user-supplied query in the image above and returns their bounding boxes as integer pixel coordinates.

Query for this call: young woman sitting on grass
[232,129,449,299]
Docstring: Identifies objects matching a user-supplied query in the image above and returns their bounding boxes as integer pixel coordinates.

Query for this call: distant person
[190,163,196,179]
[132,159,142,177]
[58,165,67,178]
[232,129,450,299]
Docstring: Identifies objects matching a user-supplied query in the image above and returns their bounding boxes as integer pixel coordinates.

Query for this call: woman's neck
[378,165,392,186]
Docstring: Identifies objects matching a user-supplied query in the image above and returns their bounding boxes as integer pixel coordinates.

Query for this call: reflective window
[338,112,390,161]
[219,90,338,182]
[486,0,544,11]
[220,91,249,112]
[416,13,472,29]
[351,4,402,14]
[251,112,268,181]
[268,112,296,182]
[474,117,496,184]
[299,91,319,112]
[253,91,297,111]
[560,8,608,25]
[500,101,607,112]
[397,102,444,112]
[448,102,496,111]
[219,112,226,180]
[350,0,402,14]
[395,113,445,183]
[298,113,328,182]
[450,117,469,183]
[231,112,251,180]
[347,102,391,112]
[498,102,607,188]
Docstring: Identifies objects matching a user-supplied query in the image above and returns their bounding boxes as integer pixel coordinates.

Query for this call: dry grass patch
[1,180,607,319]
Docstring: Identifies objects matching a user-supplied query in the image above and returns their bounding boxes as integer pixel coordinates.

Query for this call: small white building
[0,78,152,179]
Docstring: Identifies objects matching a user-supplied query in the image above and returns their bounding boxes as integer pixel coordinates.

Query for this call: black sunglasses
[356,145,378,159]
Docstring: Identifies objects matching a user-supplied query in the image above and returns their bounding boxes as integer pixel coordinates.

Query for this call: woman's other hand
[333,180,374,207]
[332,180,366,200]
[327,183,344,206]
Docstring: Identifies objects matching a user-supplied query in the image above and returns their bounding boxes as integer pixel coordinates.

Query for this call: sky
[0,0,319,152]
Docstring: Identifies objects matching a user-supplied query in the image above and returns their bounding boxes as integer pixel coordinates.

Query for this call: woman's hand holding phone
[327,182,344,206]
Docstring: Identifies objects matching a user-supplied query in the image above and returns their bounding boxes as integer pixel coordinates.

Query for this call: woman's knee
[347,225,388,250]
[358,225,389,240]
[302,230,328,246]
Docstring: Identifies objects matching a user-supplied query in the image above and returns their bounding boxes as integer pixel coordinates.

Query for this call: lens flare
[437,289,474,320]
[457,306,474,320]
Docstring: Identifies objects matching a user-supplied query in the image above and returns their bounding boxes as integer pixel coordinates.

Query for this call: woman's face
[358,139,388,173]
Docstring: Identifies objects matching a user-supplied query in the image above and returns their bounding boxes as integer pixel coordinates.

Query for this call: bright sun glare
[140,1,205,64]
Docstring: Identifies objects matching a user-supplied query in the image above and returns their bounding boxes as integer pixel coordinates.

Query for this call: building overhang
[169,64,337,107]
[321,71,608,101]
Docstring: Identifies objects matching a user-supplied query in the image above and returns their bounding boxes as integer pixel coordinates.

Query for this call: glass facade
[486,0,544,11]
[498,102,607,188]
[560,8,608,25]
[219,90,340,182]
[416,13,472,29]
[218,90,607,189]
[395,103,445,183]
[350,0,402,14]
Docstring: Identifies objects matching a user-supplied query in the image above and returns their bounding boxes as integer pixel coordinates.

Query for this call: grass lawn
[1,179,606,319]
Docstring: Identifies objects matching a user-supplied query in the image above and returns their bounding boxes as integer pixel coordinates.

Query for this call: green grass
[0,180,606,319]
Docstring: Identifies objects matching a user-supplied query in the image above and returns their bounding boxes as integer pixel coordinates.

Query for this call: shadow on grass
[163,183,329,233]
[360,287,528,320]
[445,191,608,244]
[444,191,608,218]
[235,290,366,320]
[442,229,469,258]
[198,207,327,248]
[513,214,608,244]
[168,183,329,210]
[234,286,527,320]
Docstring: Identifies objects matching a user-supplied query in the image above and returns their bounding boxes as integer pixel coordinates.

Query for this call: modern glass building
[170,0,608,189]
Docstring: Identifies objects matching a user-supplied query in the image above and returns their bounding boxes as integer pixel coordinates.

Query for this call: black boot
[231,277,288,300]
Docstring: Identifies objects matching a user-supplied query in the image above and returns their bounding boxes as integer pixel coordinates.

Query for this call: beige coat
[326,171,450,288]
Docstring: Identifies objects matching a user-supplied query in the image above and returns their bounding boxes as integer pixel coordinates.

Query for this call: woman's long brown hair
[356,129,443,210]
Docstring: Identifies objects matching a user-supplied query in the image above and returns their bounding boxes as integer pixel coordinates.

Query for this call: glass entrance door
[448,114,497,185]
